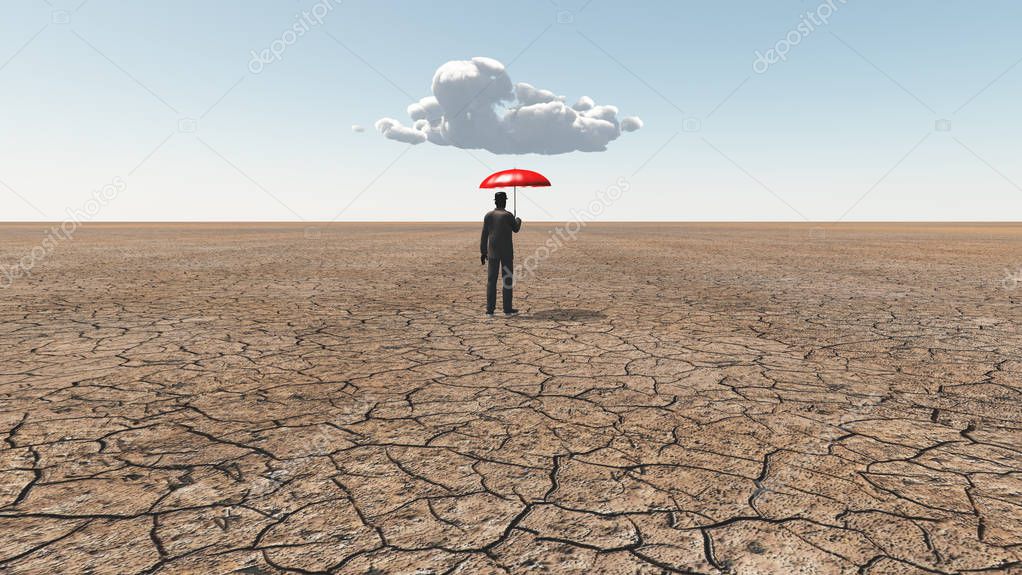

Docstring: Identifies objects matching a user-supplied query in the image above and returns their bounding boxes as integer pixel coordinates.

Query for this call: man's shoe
[504,309,519,316]
[485,311,495,317]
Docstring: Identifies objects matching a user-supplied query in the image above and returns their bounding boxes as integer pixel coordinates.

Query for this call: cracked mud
[1,223,1020,574]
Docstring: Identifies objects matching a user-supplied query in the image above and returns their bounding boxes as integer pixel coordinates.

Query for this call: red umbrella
[479,169,551,216]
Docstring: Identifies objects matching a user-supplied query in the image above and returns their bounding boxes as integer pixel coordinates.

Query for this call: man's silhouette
[480,191,522,316]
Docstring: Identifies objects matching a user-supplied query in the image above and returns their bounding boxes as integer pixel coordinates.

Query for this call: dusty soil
[1,222,1020,574]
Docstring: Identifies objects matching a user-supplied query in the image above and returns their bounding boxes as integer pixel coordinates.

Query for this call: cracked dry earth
[1,222,1021,575]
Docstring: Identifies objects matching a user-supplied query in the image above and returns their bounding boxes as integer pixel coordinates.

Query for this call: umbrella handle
[514,186,516,216]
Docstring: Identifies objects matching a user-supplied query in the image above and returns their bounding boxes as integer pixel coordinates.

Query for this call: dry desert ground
[0,222,1021,574]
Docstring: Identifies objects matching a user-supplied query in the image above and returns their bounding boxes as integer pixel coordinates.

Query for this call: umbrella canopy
[479,169,551,189]
[479,169,551,216]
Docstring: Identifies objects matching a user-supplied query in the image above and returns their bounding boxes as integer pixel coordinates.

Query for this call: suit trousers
[486,252,513,313]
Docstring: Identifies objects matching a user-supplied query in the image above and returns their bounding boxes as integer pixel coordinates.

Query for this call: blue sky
[1,0,1020,221]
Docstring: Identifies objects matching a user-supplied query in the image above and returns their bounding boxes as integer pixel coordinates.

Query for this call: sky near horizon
[2,0,1021,222]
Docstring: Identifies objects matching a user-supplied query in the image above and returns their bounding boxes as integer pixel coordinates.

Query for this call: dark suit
[481,208,521,313]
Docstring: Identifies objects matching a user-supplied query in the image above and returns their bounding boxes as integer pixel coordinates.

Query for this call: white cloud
[620,116,643,132]
[375,117,426,144]
[351,124,365,133]
[515,83,562,106]
[407,96,443,124]
[374,57,642,155]
[572,96,594,111]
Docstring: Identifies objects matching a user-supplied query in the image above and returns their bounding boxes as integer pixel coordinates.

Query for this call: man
[480,191,522,316]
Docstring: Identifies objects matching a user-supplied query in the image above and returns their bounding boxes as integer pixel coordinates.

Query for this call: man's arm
[480,214,490,262]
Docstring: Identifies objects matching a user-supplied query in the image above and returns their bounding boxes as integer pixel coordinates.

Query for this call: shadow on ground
[524,309,606,321]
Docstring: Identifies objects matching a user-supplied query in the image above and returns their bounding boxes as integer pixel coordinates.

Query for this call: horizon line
[1,220,1020,225]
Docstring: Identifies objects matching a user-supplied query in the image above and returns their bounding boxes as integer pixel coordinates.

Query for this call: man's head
[494,191,507,209]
